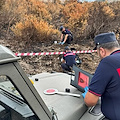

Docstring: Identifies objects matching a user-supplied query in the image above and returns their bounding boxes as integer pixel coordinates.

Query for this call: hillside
[0,0,120,75]
[0,39,100,75]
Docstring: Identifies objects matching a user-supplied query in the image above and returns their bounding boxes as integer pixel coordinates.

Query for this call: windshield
[0,75,23,100]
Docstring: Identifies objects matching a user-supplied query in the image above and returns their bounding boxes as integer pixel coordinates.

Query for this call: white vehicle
[0,45,105,120]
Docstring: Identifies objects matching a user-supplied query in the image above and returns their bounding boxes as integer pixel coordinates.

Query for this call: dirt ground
[0,39,100,75]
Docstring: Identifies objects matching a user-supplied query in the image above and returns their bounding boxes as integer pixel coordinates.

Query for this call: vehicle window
[0,75,23,100]
[0,75,37,120]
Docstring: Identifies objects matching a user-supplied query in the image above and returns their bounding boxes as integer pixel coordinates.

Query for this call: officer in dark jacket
[59,26,73,45]
[83,32,120,120]
[61,46,76,72]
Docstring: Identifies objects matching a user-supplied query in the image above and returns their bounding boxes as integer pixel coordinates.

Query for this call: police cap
[93,32,117,50]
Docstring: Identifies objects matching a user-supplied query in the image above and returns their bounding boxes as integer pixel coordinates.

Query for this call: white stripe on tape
[15,50,97,56]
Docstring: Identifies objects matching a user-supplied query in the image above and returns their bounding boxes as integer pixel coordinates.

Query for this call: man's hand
[58,42,62,45]
[82,86,89,98]
[61,41,65,45]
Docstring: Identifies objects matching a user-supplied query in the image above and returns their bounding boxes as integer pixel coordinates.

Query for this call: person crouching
[61,46,76,72]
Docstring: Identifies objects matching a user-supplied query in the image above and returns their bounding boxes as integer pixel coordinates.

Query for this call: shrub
[0,0,120,48]
[84,1,115,40]
[7,0,59,48]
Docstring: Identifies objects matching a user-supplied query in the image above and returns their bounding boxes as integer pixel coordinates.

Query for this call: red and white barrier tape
[15,50,97,56]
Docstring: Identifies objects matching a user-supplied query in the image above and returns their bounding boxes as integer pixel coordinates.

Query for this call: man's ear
[99,47,106,57]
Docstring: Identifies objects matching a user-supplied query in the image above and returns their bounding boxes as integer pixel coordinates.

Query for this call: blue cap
[60,26,64,31]
[64,46,70,51]
[93,32,117,50]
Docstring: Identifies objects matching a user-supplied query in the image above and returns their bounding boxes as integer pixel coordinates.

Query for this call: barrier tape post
[15,50,97,56]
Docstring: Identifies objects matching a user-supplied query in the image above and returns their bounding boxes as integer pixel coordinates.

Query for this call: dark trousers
[61,63,72,72]
[62,35,73,44]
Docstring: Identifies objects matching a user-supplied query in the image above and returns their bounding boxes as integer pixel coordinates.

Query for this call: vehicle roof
[0,45,20,64]
[30,72,87,120]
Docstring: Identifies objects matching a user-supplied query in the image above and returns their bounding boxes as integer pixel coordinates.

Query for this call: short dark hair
[97,41,119,50]
[60,26,64,31]
[64,46,70,51]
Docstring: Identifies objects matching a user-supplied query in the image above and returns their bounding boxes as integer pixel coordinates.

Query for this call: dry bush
[0,0,5,9]
[0,0,6,36]
[60,1,92,42]
[0,0,28,38]
[109,1,120,17]
[47,2,63,27]
[3,0,59,49]
[11,16,59,47]
[26,0,52,21]
[60,1,119,44]
[109,1,120,40]
[0,0,120,49]
[82,1,115,40]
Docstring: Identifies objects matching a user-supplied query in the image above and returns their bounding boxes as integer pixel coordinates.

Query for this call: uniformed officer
[61,46,76,72]
[82,32,120,120]
[59,26,73,45]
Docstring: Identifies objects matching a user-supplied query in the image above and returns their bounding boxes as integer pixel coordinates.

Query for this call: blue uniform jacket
[63,51,76,67]
[62,29,73,37]
[89,50,120,120]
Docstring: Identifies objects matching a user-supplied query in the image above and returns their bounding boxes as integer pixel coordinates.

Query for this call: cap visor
[93,46,97,50]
